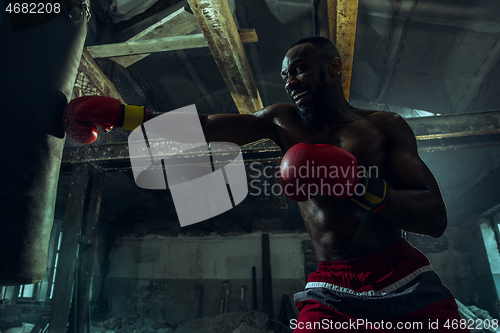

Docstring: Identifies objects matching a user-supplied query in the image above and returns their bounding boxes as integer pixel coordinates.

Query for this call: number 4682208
[5,2,61,14]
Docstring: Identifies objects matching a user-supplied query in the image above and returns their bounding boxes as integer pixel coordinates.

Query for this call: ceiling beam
[61,111,500,169]
[109,6,200,68]
[186,0,263,114]
[86,29,258,59]
[77,48,123,102]
[327,0,337,39]
[411,109,500,140]
[329,0,360,101]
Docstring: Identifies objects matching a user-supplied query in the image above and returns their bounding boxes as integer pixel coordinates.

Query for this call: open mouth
[292,91,309,106]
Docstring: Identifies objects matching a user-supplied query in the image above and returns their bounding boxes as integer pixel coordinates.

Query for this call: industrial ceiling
[58,0,500,232]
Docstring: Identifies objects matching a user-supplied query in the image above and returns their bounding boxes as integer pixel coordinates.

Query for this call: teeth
[293,91,308,100]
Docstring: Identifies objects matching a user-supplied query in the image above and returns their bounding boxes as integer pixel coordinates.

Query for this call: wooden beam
[327,0,337,40]
[77,49,124,102]
[87,29,258,59]
[187,0,263,114]
[88,34,206,58]
[330,0,360,101]
[110,6,199,68]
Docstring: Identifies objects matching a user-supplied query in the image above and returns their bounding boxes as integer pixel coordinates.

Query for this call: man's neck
[302,96,357,129]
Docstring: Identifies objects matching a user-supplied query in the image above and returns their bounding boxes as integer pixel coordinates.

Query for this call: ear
[327,57,342,77]
[327,57,342,78]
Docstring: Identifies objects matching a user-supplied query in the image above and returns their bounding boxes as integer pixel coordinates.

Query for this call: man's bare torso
[202,39,444,260]
[266,103,402,261]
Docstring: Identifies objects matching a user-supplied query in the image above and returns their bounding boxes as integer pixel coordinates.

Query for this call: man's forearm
[378,189,447,237]
[149,112,267,146]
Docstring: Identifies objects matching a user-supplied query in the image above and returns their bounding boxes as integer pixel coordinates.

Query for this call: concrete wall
[101,230,490,325]
[103,233,309,325]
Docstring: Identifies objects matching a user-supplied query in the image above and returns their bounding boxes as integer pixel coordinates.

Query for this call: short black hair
[289,36,341,61]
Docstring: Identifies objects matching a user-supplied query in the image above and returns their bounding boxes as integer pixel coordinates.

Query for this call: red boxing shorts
[293,239,469,332]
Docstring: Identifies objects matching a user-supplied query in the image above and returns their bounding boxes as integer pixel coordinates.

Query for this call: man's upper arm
[380,112,447,237]
[383,113,441,194]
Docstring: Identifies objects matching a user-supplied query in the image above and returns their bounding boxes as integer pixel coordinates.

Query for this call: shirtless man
[64,36,467,332]
[201,36,446,256]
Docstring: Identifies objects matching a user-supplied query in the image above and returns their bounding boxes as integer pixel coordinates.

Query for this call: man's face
[281,43,329,119]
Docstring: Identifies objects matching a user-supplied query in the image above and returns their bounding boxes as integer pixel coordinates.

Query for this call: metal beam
[87,30,258,59]
[329,0,360,101]
[61,111,500,169]
[411,110,500,139]
[187,0,263,114]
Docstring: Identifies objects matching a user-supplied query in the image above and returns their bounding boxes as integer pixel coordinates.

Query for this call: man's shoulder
[359,110,416,145]
[360,109,402,122]
[253,103,297,119]
[360,110,408,130]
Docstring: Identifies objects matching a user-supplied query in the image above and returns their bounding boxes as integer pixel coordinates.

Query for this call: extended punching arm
[64,96,284,147]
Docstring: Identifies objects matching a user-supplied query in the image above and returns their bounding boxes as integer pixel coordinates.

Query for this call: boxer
[65,36,467,332]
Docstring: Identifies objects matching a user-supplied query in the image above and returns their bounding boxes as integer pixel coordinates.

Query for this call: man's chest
[277,119,387,169]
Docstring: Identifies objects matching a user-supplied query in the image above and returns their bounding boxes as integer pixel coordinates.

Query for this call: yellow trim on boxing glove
[352,176,389,212]
[362,177,387,205]
[122,104,145,131]
[351,198,371,211]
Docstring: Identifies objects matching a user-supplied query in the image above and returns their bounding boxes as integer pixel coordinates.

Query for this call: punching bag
[0,0,89,285]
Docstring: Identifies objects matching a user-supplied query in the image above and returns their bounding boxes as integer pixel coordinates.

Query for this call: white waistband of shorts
[305,264,434,297]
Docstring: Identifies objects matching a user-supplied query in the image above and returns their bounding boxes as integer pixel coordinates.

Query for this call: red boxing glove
[63,96,149,144]
[280,143,359,201]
